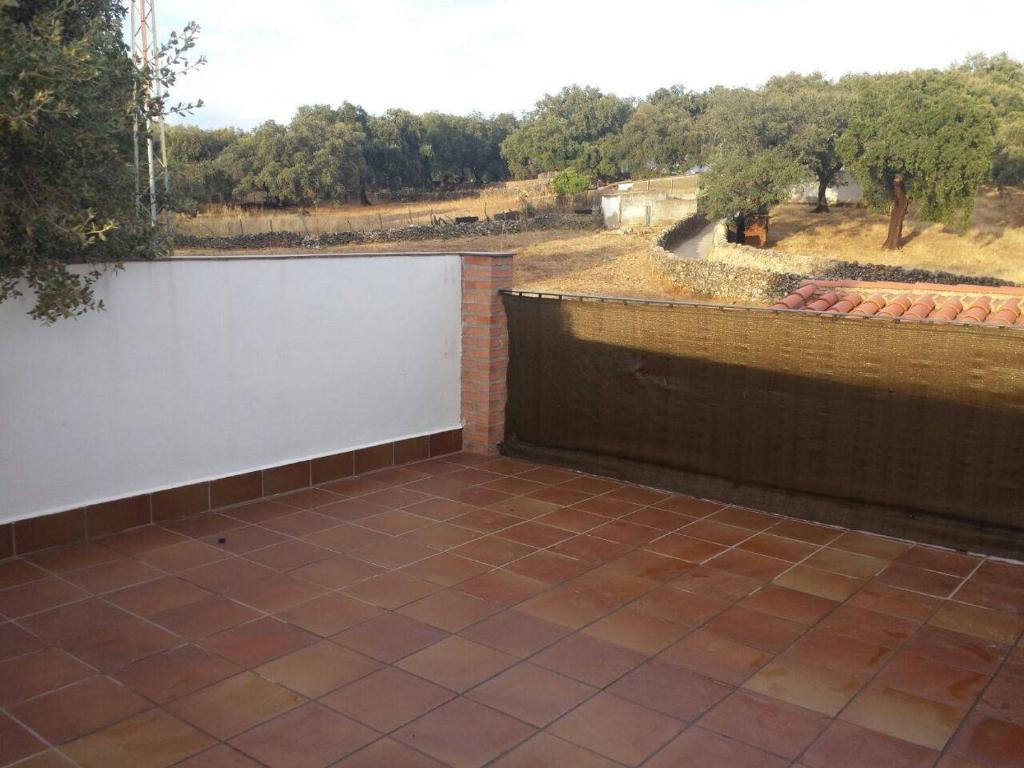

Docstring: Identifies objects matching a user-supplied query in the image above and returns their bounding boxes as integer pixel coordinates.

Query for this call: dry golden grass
[770,187,1024,283]
[175,184,567,238]
[175,226,688,300]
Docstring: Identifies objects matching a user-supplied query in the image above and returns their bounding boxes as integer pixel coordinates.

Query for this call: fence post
[461,252,514,455]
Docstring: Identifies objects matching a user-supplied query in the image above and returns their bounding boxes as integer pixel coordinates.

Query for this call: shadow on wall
[502,293,1024,558]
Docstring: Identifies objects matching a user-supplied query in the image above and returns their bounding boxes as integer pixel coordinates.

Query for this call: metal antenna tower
[130,0,172,237]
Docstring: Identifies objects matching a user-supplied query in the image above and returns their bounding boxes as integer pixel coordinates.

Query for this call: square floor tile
[18,597,131,644]
[400,553,490,587]
[107,577,210,617]
[773,565,864,602]
[63,709,214,768]
[397,636,516,692]
[220,574,325,613]
[740,585,838,625]
[167,672,303,740]
[468,662,595,726]
[321,667,454,732]
[62,615,178,672]
[393,697,534,768]
[0,712,46,765]
[783,629,892,677]
[256,640,380,697]
[874,652,988,709]
[150,594,259,640]
[243,540,335,572]
[818,604,918,649]
[801,719,939,768]
[743,657,864,716]
[515,587,618,630]
[0,647,92,707]
[839,684,965,750]
[645,726,788,768]
[549,692,682,766]
[583,606,687,655]
[533,632,647,687]
[202,617,316,668]
[930,601,1024,646]
[63,558,162,594]
[901,625,1008,676]
[489,732,620,768]
[948,713,1024,768]
[398,589,499,632]
[875,564,963,599]
[10,676,150,744]
[698,690,830,759]
[277,592,382,636]
[289,555,383,589]
[0,577,89,618]
[115,644,241,703]
[456,570,546,607]
[348,537,437,569]
[230,702,376,768]
[335,738,445,767]
[658,628,771,686]
[343,572,442,609]
[610,660,730,722]
[459,610,570,658]
[333,612,447,663]
[173,745,260,767]
[703,606,806,653]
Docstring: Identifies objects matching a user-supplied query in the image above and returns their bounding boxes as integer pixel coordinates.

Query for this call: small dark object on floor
[217,537,227,545]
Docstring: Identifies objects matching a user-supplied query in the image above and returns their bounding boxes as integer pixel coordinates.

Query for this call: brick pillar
[461,252,513,455]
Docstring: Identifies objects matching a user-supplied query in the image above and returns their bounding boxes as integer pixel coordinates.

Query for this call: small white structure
[600,191,697,229]
[790,171,863,205]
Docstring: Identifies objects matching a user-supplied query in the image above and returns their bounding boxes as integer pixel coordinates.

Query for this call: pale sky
[156,0,1024,130]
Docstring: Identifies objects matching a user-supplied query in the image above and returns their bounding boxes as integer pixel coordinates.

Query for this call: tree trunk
[359,182,371,207]
[884,174,909,249]
[813,177,829,213]
[734,214,747,245]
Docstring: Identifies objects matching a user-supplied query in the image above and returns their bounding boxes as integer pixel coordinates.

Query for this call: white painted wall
[790,172,863,204]
[0,255,463,524]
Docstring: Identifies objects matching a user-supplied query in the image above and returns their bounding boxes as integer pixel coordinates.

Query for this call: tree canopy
[1,0,200,321]
[838,70,996,248]
[500,86,634,181]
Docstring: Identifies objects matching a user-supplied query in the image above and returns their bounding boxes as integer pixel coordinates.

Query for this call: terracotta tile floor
[2,454,1024,768]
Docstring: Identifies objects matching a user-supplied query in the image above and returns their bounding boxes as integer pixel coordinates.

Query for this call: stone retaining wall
[650,218,1015,305]
[175,212,598,251]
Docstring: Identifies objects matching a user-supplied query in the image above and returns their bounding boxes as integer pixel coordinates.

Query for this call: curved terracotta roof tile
[851,294,887,316]
[878,295,913,318]
[804,292,840,312]
[989,298,1021,325]
[768,281,1022,328]
[905,295,936,319]
[958,296,992,323]
[930,298,963,322]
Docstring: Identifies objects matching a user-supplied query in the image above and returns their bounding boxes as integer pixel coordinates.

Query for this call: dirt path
[671,221,716,260]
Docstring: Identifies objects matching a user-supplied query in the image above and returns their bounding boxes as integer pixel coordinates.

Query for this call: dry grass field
[176,226,687,300]
[175,184,567,238]
[770,187,1024,283]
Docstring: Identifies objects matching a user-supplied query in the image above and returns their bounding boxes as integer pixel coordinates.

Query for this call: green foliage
[614,86,705,178]
[1,0,201,321]
[167,125,240,211]
[551,167,594,196]
[500,86,634,180]
[956,53,1024,186]
[698,84,806,227]
[762,73,850,206]
[698,147,803,222]
[839,70,996,229]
